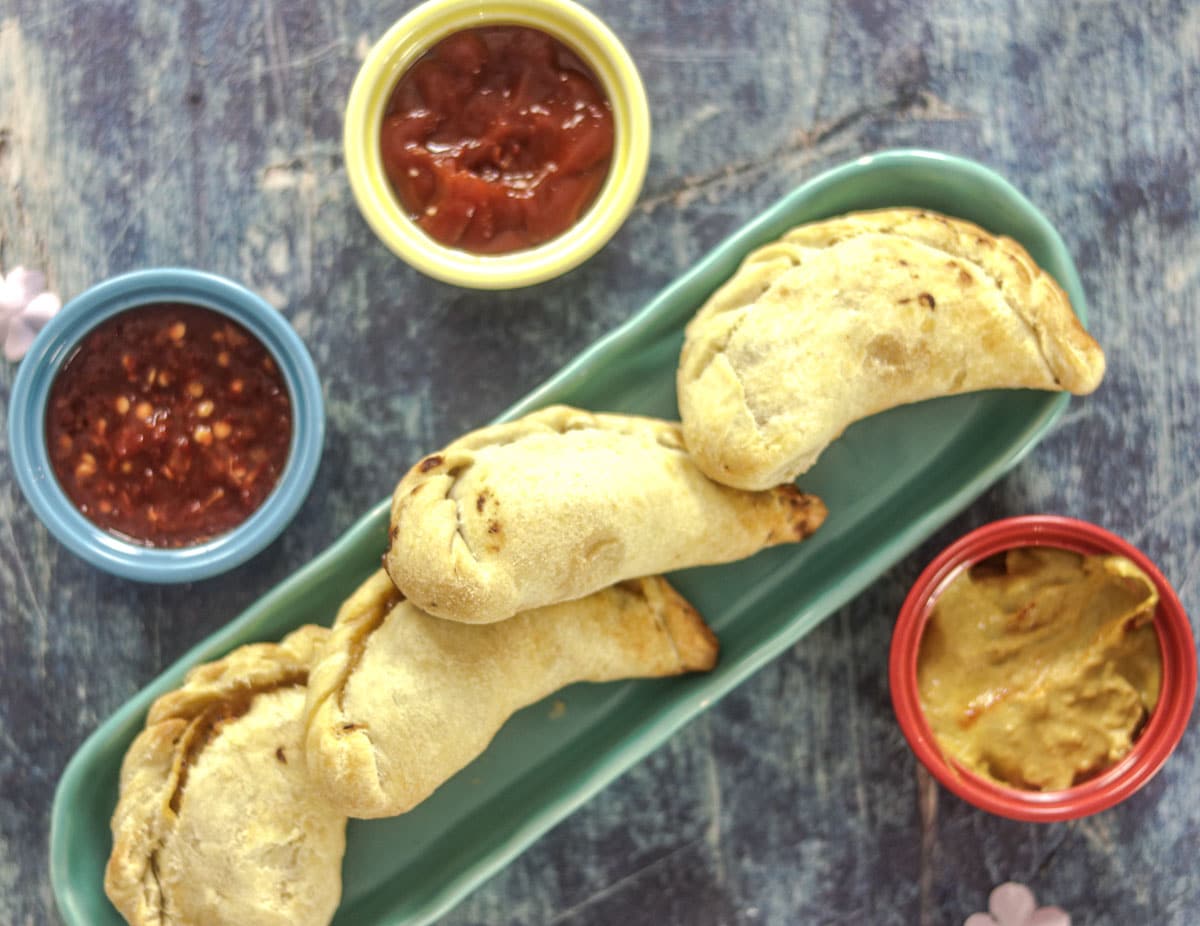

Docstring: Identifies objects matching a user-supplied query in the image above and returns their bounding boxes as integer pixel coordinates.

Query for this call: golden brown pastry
[304,570,719,819]
[677,208,1107,490]
[105,626,345,926]
[384,405,826,623]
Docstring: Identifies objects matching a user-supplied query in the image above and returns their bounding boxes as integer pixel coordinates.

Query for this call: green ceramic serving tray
[50,149,1090,925]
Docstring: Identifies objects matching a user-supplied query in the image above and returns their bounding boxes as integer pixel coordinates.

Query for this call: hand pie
[304,570,719,819]
[105,626,345,926]
[384,405,826,623]
[677,208,1107,490]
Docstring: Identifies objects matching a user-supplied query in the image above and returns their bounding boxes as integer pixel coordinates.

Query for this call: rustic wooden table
[2,1,1197,923]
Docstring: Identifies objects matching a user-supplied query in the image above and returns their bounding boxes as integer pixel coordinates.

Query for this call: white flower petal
[1029,908,1070,926]
[0,269,59,358]
[990,882,1036,926]
[964,914,1000,926]
[5,317,37,361]
[22,291,61,325]
[3,266,52,311]
[0,277,22,313]
[8,267,44,304]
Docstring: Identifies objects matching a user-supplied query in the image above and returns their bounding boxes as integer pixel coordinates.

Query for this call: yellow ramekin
[344,0,651,290]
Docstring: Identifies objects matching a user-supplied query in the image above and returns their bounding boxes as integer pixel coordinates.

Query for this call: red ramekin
[890,515,1197,822]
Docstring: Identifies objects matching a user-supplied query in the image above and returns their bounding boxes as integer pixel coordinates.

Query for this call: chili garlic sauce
[917,547,1161,791]
[45,304,292,547]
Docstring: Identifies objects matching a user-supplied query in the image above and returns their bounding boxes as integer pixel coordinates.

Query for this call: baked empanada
[385,405,826,623]
[105,626,345,926]
[304,570,718,819]
[677,208,1107,490]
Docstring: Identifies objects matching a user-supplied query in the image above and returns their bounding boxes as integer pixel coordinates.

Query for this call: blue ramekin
[8,268,325,583]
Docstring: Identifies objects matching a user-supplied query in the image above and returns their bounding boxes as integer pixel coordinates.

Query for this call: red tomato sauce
[380,26,615,254]
[45,304,293,547]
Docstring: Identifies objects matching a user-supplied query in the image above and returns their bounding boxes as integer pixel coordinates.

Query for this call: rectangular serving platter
[51,149,1089,926]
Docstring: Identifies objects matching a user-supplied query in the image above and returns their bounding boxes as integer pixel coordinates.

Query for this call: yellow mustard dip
[917,547,1161,791]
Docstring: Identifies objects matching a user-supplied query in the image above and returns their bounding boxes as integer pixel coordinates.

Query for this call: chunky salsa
[380,26,615,254]
[45,303,293,547]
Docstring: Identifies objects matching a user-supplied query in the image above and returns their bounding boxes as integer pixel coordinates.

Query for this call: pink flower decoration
[964,882,1071,926]
[0,267,61,361]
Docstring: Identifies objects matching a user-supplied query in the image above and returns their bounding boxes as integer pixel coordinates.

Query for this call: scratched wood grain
[1,0,1198,923]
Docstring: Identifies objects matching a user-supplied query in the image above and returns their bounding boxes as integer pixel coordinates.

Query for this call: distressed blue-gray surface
[1,0,1197,924]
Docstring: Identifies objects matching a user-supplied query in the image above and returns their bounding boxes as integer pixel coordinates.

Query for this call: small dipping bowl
[344,0,650,289]
[8,268,324,583]
[890,515,1196,821]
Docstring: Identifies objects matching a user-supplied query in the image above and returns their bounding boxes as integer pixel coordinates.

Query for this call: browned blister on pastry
[105,626,345,926]
[303,570,719,819]
[677,208,1107,490]
[384,405,826,623]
